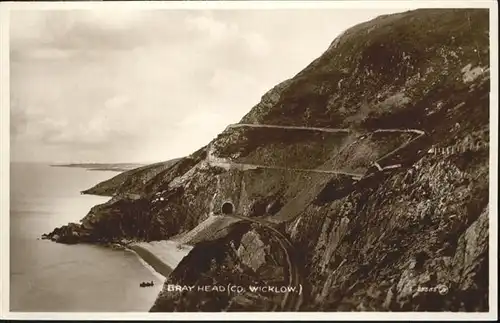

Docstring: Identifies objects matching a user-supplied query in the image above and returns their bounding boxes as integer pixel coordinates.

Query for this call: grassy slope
[151,8,490,312]
[45,8,490,312]
[82,159,181,196]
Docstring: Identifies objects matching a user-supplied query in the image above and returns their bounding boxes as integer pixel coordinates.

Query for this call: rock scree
[43,9,490,312]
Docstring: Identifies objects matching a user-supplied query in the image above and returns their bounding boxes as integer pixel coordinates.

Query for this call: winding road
[226,123,351,133]
[209,123,428,311]
[208,124,426,179]
[211,160,364,180]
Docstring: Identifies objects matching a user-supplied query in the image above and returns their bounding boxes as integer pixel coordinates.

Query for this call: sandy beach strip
[128,244,175,278]
[126,217,238,278]
[128,240,193,278]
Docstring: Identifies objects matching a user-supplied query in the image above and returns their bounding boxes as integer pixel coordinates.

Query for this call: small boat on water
[139,281,155,288]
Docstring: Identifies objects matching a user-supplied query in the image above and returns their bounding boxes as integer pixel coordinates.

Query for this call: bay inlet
[10,163,163,312]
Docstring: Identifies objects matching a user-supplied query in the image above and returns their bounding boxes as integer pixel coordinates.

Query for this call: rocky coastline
[42,9,490,312]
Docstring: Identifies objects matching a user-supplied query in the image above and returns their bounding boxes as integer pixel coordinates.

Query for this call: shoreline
[120,240,193,281]
[126,244,174,278]
[60,177,192,283]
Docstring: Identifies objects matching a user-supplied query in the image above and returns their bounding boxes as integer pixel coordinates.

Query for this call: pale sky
[10,8,406,163]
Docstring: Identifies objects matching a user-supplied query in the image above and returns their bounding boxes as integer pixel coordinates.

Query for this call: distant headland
[50,163,146,172]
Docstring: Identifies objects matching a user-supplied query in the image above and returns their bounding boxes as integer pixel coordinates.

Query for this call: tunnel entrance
[221,201,235,215]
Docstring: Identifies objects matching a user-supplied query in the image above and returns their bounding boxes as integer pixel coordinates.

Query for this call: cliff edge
[44,9,490,311]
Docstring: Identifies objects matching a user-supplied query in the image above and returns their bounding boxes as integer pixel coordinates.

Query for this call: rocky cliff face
[44,9,490,311]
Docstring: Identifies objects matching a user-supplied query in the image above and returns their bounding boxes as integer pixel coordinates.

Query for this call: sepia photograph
[1,0,497,320]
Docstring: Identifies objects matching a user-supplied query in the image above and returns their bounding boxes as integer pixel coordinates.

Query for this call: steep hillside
[43,9,490,311]
[81,159,182,197]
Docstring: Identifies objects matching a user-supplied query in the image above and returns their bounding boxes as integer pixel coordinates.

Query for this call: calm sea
[9,162,164,312]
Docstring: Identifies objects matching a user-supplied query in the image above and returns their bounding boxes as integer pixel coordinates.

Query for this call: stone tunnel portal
[221,201,235,215]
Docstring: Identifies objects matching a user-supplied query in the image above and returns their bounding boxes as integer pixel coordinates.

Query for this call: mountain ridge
[43,8,490,312]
